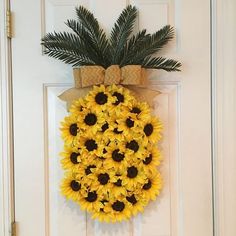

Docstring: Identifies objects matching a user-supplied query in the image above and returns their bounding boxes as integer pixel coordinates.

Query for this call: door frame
[0,0,236,235]
[211,0,236,235]
[0,0,15,235]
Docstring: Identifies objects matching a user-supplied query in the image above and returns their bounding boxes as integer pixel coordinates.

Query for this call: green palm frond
[129,25,175,64]
[41,5,181,72]
[110,5,137,64]
[75,6,111,67]
[142,56,181,72]
[120,29,150,66]
[65,19,103,65]
[41,32,95,66]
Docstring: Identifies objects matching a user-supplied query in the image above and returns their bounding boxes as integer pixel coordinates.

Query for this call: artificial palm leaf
[120,29,150,66]
[41,32,95,66]
[75,6,111,67]
[41,5,181,72]
[129,25,175,64]
[142,56,181,72]
[110,5,137,64]
[65,19,104,65]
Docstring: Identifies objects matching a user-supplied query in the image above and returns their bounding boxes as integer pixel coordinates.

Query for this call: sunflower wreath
[60,84,162,222]
[41,5,181,222]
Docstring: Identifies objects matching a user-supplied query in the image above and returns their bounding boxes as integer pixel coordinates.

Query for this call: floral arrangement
[41,5,181,222]
[60,85,162,222]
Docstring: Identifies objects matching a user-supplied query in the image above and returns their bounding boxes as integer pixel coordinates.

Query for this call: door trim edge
[0,0,15,235]
[211,0,236,235]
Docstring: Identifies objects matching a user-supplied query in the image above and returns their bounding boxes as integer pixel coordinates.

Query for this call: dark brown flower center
[84,113,97,126]
[113,92,124,105]
[101,122,109,132]
[85,139,97,151]
[126,140,139,152]
[69,123,78,136]
[85,165,96,175]
[85,191,97,202]
[103,148,107,154]
[130,107,141,114]
[112,201,125,212]
[126,194,137,205]
[113,128,123,134]
[144,124,154,136]
[143,180,152,190]
[98,173,110,185]
[143,154,152,165]
[70,180,81,191]
[126,118,134,128]
[70,152,79,164]
[95,92,108,105]
[112,149,125,162]
[114,179,122,187]
[127,166,138,178]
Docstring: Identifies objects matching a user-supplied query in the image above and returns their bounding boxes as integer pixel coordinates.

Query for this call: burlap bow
[73,65,147,88]
[59,65,160,110]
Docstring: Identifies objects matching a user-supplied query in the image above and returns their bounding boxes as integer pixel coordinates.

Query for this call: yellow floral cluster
[60,84,162,222]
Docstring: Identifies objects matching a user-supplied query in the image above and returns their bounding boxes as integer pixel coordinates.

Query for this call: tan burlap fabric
[58,65,160,110]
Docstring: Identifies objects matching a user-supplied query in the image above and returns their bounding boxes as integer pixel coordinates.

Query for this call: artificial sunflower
[79,190,103,212]
[79,133,103,156]
[60,145,82,170]
[141,144,162,174]
[122,164,146,191]
[85,85,115,112]
[125,193,147,216]
[108,85,135,110]
[104,118,126,142]
[103,197,132,222]
[143,117,163,144]
[89,168,114,196]
[103,142,128,171]
[109,174,127,198]
[116,115,140,137]
[60,115,80,146]
[125,137,146,159]
[61,172,83,202]
[79,107,105,134]
[128,100,151,123]
[91,202,111,222]
[69,98,86,115]
[82,157,102,178]
[141,171,162,201]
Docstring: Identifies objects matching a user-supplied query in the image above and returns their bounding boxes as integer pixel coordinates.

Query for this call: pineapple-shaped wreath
[41,5,181,222]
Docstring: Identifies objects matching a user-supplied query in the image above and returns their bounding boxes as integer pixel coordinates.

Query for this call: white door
[11,0,213,235]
